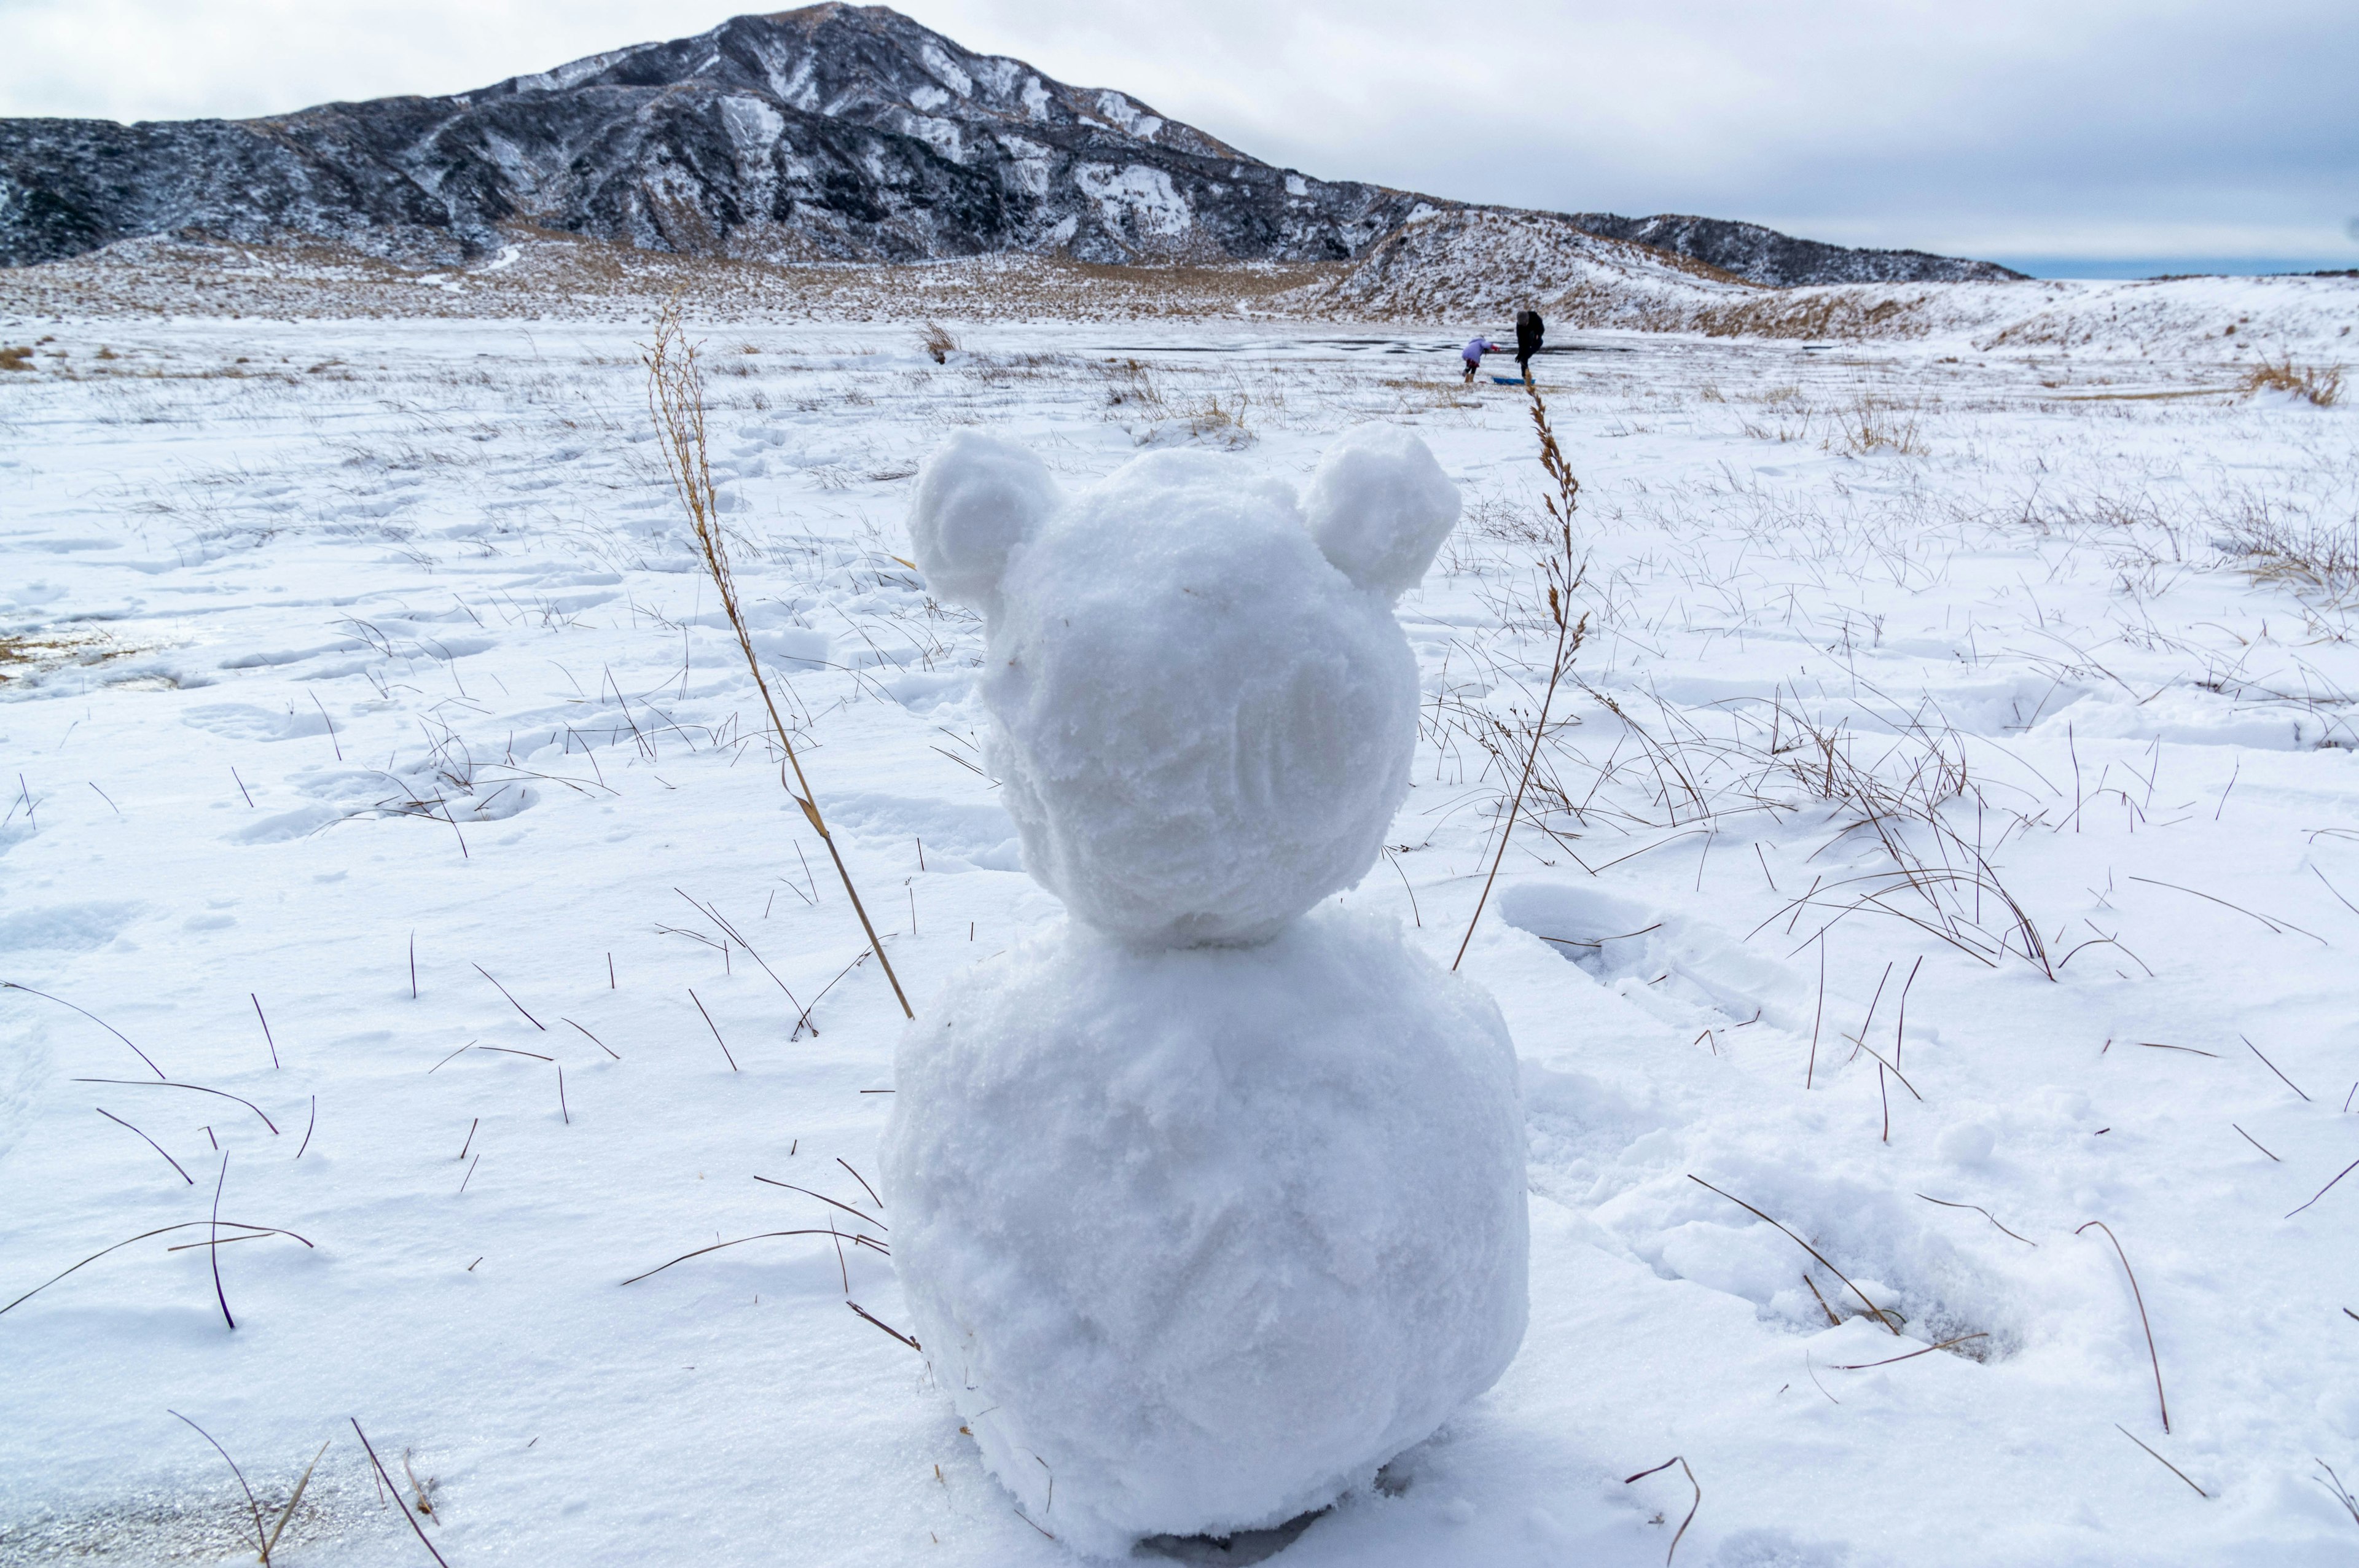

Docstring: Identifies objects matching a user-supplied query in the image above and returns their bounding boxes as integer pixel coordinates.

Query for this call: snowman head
[909,424,1458,948]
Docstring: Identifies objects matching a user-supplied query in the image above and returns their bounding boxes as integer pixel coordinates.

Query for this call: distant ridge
[1564,213,2023,286]
[0,4,2017,288]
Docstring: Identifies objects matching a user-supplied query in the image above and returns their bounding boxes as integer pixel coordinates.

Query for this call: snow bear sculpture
[910,427,1459,947]
[883,427,1528,1557]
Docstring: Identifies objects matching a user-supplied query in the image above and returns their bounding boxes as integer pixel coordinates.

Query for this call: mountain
[0,4,2016,288]
[1316,208,1758,329]
[1563,213,2022,286]
[0,6,1425,271]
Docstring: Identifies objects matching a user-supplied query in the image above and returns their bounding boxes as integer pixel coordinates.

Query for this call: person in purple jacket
[1460,334,1500,383]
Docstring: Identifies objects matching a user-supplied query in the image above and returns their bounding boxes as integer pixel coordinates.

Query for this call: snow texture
[907,430,1062,614]
[1304,424,1464,599]
[883,905,1527,1555]
[911,431,1453,948]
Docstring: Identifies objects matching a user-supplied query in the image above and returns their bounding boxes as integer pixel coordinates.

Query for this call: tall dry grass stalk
[644,298,912,1019]
[1454,376,1587,969]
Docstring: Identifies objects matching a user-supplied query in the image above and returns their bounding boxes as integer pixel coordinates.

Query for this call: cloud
[2,0,2352,264]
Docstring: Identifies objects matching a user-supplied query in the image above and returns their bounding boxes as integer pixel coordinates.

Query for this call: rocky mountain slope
[1311,208,1759,329]
[1565,211,2022,286]
[0,4,2015,287]
[0,6,1424,270]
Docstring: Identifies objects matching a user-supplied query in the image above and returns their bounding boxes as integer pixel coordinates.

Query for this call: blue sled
[1488,375,1527,386]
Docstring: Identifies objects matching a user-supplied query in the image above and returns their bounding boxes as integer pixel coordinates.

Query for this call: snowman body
[882,427,1528,1556]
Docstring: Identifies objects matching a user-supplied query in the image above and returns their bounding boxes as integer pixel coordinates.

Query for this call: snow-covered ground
[2,316,2356,1565]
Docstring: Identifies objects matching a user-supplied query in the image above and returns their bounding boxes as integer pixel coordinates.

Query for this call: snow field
[2,317,2357,1564]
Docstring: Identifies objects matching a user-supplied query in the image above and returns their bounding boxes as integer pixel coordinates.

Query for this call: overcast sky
[5,0,2354,271]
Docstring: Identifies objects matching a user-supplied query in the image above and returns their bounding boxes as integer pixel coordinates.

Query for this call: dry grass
[2242,358,2342,407]
[0,228,1352,324]
[2318,1461,2359,1530]
[1692,289,1940,342]
[1424,637,2061,979]
[1455,377,1587,968]
[0,632,87,682]
[643,297,913,1018]
[2209,489,2359,600]
[1725,699,2054,976]
[1099,357,1165,414]
[921,321,960,363]
[1097,358,1258,445]
[166,1417,329,1565]
[1622,1454,1701,1566]
[2218,510,2359,596]
[1825,392,1926,456]
[2076,1220,2171,1433]
[2,1218,314,1319]
[1175,391,1253,444]
[349,1421,450,1568]
[1689,1175,1902,1332]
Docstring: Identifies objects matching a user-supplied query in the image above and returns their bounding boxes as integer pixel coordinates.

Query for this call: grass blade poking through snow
[644,297,912,1018]
[2077,1220,2169,1432]
[350,1419,450,1568]
[264,1440,331,1563]
[1622,1454,1700,1565]
[847,1299,921,1351]
[169,1410,269,1560]
[2117,1424,2207,1498]
[208,1152,235,1330]
[2288,1155,2359,1219]
[4,980,166,1078]
[95,1107,192,1184]
[2318,1460,2359,1529]
[622,1228,882,1286]
[1690,1175,1901,1334]
[1,1222,313,1317]
[71,1078,278,1133]
[1454,376,1587,970]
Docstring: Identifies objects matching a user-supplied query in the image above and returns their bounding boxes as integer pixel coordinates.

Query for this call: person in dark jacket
[1514,309,1546,381]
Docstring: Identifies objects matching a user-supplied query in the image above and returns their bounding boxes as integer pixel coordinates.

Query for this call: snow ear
[1302,424,1460,600]
[909,431,1062,610]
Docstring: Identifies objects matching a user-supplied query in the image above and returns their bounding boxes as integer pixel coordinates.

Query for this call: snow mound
[881,905,1528,1556]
